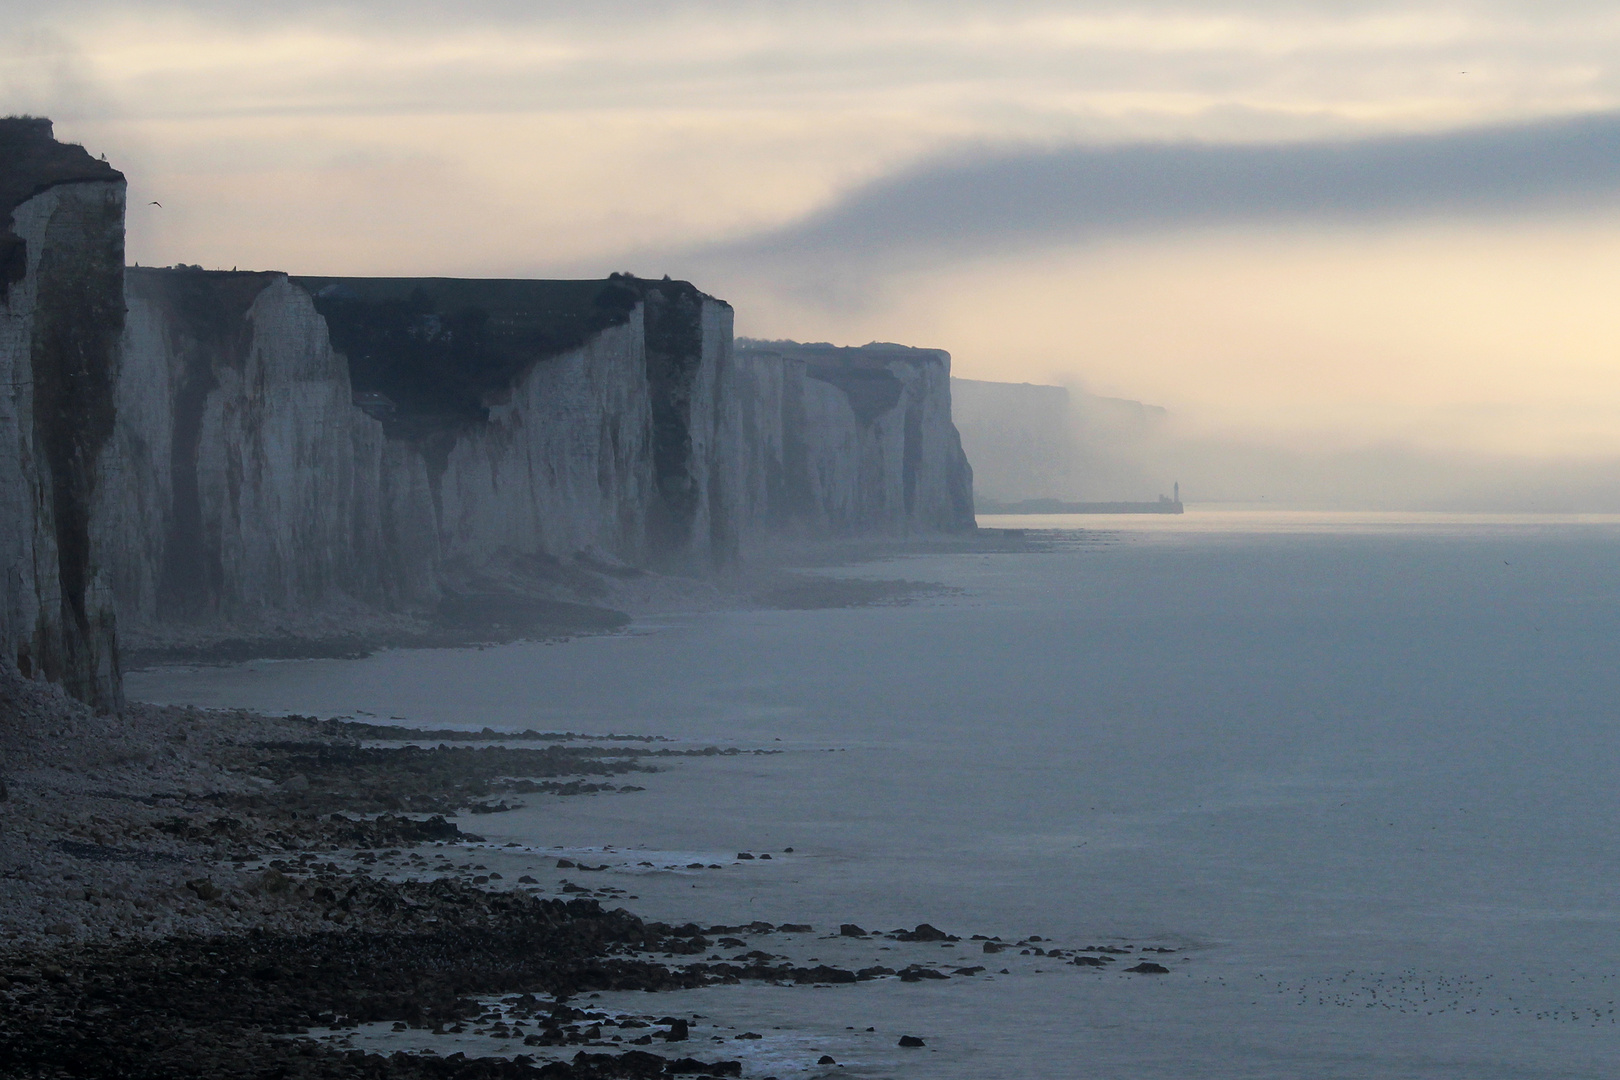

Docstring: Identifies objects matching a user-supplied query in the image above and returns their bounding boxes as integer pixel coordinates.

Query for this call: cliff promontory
[0,118,125,710]
[728,339,975,539]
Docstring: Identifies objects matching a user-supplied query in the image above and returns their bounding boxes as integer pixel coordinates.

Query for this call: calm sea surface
[130,512,1620,1078]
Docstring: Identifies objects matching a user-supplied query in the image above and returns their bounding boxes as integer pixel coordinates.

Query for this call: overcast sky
[8,1,1620,458]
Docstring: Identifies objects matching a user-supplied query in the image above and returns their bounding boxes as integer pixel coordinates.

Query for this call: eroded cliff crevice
[107,269,434,633]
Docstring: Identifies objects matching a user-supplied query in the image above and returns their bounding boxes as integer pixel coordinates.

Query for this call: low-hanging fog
[955,374,1620,510]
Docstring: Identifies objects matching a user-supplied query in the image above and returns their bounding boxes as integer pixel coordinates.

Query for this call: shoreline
[0,669,1149,1080]
[2,530,1150,1079]
[0,673,818,1078]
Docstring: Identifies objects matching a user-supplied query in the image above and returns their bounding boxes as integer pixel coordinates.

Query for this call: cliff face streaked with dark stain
[5,123,978,699]
[102,279,976,635]
[725,339,975,541]
[0,118,125,710]
[104,270,738,633]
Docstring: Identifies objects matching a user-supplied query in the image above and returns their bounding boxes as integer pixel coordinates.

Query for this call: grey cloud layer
[5,0,1604,21]
[689,112,1620,274]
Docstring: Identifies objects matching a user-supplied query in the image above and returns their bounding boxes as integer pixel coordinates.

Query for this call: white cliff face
[102,273,738,630]
[434,314,654,569]
[7,122,979,703]
[671,296,735,568]
[726,341,975,542]
[407,291,741,576]
[96,275,972,647]
[95,273,175,629]
[898,355,976,533]
[1,177,125,709]
[105,271,413,632]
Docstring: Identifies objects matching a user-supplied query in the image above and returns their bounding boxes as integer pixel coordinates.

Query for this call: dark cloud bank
[683,111,1620,276]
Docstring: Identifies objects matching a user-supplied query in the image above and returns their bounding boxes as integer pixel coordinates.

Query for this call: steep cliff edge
[105,271,739,638]
[296,274,734,572]
[727,339,975,539]
[0,118,125,709]
[103,283,975,643]
[104,269,420,634]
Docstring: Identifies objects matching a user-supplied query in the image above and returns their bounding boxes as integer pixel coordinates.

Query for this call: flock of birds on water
[1194,968,1620,1026]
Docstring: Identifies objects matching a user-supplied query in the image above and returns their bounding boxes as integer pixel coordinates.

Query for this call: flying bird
[149,201,162,207]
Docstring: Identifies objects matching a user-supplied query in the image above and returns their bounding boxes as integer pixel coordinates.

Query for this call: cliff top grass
[1,117,123,299]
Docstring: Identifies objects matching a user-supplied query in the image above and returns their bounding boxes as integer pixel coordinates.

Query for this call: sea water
[128,512,1620,1078]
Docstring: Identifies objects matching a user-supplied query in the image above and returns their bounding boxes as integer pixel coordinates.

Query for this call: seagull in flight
[149,201,162,207]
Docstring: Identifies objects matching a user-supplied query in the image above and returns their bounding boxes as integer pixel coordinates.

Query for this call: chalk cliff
[102,286,976,637]
[0,119,124,710]
[296,275,735,574]
[102,269,422,632]
[727,340,975,539]
[102,271,738,634]
[5,123,979,702]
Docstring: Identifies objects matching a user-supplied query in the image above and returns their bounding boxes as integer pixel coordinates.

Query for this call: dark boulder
[898,967,949,982]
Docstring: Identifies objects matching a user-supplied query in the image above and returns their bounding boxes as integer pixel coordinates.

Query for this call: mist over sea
[130,512,1620,1079]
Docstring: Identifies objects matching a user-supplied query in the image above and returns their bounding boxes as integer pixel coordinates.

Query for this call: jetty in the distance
[978,483,1185,515]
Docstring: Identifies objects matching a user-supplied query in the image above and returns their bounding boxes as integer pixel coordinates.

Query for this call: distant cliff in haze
[104,269,737,633]
[951,377,1170,505]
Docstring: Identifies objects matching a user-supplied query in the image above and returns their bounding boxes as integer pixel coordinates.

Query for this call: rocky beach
[0,631,1155,1080]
